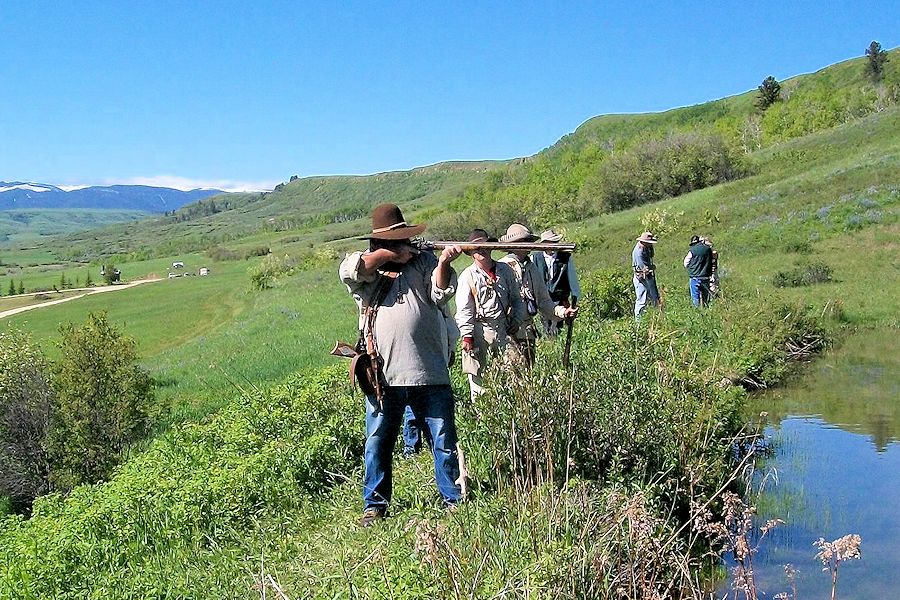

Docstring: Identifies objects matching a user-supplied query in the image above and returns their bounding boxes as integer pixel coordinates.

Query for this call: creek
[738,327,900,597]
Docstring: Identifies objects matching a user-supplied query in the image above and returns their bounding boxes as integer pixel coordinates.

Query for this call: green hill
[53,160,508,262]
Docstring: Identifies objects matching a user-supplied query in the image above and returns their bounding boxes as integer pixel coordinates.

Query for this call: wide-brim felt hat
[467,228,497,243]
[636,231,658,244]
[499,223,538,243]
[361,203,426,240]
[539,229,563,243]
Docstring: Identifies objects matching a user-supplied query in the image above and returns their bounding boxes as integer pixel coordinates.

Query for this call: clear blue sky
[1,1,897,191]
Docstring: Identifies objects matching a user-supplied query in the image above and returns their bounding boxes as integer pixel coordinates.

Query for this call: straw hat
[636,231,658,244]
[539,229,563,243]
[499,223,538,243]
[361,203,426,240]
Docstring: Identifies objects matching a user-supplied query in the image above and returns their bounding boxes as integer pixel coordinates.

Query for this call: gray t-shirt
[340,250,457,386]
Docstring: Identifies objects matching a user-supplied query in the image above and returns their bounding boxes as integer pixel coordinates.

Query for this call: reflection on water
[743,328,900,597]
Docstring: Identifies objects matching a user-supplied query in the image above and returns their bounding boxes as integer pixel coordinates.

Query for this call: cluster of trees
[748,41,896,146]
[3,280,26,296]
[428,130,745,238]
[579,131,747,213]
[164,197,233,222]
[0,314,152,511]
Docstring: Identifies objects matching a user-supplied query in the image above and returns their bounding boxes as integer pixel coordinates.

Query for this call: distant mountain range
[0,182,227,212]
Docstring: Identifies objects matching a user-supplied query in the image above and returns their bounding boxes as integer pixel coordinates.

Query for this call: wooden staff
[563,297,577,368]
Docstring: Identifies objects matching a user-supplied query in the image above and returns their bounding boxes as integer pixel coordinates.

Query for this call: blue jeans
[402,405,421,454]
[363,385,461,511]
[689,277,711,307]
[633,275,660,318]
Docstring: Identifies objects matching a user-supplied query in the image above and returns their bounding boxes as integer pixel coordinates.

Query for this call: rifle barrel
[420,241,576,252]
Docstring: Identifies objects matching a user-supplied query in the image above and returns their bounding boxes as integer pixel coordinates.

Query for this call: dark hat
[362,203,426,240]
[467,228,497,243]
[689,234,700,246]
[499,223,538,243]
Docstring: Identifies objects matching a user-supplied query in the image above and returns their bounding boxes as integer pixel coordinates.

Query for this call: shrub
[772,262,833,288]
[579,268,632,322]
[0,367,361,597]
[0,329,54,510]
[248,253,294,290]
[48,313,152,492]
[783,239,813,254]
[580,131,747,213]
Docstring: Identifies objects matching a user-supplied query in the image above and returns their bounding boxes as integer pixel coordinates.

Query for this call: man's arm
[357,247,415,279]
[435,245,462,290]
[683,251,693,269]
[455,270,476,340]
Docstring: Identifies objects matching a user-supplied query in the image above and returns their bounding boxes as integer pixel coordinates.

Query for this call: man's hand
[439,244,463,265]
[562,306,578,320]
[462,336,475,353]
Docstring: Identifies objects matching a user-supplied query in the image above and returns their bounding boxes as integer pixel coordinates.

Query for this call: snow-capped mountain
[0,182,227,212]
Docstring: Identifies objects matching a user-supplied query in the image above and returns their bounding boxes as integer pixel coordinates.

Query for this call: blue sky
[1,1,897,191]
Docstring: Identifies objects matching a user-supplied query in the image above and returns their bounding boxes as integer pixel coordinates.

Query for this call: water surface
[743,328,899,597]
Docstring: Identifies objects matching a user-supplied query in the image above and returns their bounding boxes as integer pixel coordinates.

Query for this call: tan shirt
[455,261,525,340]
[499,254,566,340]
[340,250,457,386]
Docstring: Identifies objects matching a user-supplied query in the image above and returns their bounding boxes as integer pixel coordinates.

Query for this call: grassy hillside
[0,209,151,247]
[52,160,507,262]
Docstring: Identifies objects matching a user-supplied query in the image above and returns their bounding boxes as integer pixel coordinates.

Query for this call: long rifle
[414,239,576,253]
[563,297,577,368]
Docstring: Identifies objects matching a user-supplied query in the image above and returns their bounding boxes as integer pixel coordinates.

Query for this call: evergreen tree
[865,41,889,84]
[7,280,14,296]
[85,271,93,287]
[59,273,67,290]
[756,76,781,111]
[17,281,25,295]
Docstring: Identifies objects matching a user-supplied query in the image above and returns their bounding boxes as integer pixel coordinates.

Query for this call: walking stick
[563,297,577,368]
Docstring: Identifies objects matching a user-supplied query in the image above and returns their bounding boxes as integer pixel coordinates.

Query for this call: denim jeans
[363,385,461,511]
[633,275,660,318]
[689,277,711,307]
[402,405,422,454]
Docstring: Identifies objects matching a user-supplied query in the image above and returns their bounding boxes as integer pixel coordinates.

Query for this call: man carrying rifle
[632,231,660,318]
[499,223,578,366]
[533,229,581,336]
[455,228,525,400]
[339,203,463,527]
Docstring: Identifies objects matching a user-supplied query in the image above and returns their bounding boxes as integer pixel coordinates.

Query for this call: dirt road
[0,278,164,320]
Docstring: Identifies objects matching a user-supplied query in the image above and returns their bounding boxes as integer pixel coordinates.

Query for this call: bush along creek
[0,283,833,599]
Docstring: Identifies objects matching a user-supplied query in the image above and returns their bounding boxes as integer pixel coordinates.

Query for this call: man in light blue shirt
[632,231,660,318]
